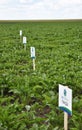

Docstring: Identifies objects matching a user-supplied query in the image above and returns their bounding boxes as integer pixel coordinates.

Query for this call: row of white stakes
[20,30,35,71]
[20,30,72,130]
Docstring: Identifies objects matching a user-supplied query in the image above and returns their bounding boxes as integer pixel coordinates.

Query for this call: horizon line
[0,18,82,22]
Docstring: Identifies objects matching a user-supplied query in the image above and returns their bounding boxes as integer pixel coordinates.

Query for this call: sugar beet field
[0,20,82,130]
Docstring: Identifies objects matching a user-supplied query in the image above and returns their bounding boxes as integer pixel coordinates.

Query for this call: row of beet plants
[0,20,82,130]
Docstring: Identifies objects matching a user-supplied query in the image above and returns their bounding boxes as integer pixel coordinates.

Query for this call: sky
[0,0,82,20]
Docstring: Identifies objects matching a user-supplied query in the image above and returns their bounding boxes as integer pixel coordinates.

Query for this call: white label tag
[59,84,72,115]
[30,47,35,58]
[20,30,22,36]
[23,37,27,44]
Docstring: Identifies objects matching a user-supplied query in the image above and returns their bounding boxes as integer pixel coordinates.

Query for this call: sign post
[33,58,35,71]
[30,47,35,71]
[59,84,72,130]
[23,36,27,50]
[64,111,68,130]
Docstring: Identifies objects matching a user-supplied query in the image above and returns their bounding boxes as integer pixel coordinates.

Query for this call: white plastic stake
[23,37,27,50]
[23,37,27,44]
[59,84,72,130]
[30,47,35,59]
[20,30,22,42]
[30,47,36,70]
[20,30,22,36]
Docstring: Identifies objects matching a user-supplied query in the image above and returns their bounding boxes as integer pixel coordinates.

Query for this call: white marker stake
[20,30,22,42]
[20,30,22,36]
[23,37,27,50]
[30,47,36,70]
[59,84,72,130]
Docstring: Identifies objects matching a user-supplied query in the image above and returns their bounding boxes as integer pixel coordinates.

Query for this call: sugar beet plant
[0,20,82,130]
